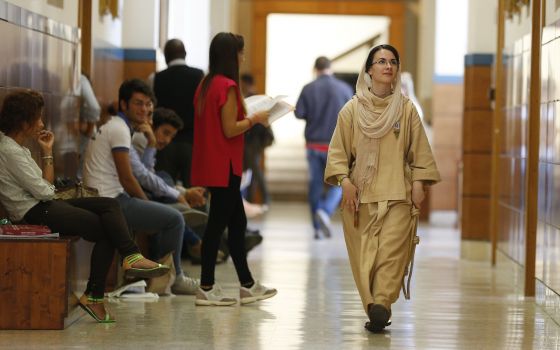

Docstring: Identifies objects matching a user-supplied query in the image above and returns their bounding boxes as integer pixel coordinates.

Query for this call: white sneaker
[240,281,277,305]
[171,274,199,295]
[195,284,237,306]
[315,209,332,238]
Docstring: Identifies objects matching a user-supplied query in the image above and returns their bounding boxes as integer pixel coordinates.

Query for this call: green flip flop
[123,253,170,279]
[79,295,115,323]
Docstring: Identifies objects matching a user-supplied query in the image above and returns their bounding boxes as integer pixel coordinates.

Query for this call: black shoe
[365,304,391,332]
[245,230,263,253]
[246,227,260,235]
[364,320,392,332]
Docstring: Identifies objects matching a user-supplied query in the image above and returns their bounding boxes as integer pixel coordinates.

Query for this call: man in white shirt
[84,79,198,294]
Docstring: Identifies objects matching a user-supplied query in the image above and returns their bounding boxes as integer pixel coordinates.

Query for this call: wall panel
[537,18,560,303]
[0,5,80,181]
[496,35,528,262]
[431,82,463,210]
[461,55,493,240]
[463,110,493,152]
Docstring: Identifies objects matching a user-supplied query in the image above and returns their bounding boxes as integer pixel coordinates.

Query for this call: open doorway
[264,14,389,199]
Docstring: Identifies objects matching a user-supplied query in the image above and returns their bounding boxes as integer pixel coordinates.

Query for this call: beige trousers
[341,200,416,313]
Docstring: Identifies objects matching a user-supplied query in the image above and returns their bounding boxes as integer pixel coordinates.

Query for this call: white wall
[434,0,468,77]
[546,0,560,25]
[544,0,560,43]
[266,14,388,141]
[267,14,388,103]
[122,0,159,48]
[417,0,436,102]
[504,4,532,47]
[210,0,231,37]
[167,0,210,71]
[5,0,78,26]
[92,0,122,47]
[467,0,497,53]
[93,0,160,49]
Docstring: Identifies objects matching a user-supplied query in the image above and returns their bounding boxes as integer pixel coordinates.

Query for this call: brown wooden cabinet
[0,237,92,329]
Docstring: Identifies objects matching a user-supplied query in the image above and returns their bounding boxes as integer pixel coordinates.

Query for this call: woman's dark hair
[197,32,245,112]
[153,107,184,131]
[0,89,45,134]
[365,44,400,72]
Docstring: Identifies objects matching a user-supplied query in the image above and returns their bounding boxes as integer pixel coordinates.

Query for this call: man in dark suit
[153,39,204,187]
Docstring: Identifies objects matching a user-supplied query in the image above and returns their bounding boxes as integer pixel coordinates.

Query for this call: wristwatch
[337,175,348,187]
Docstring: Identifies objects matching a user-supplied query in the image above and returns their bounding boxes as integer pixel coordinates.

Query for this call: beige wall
[237,0,254,72]
[504,5,531,47]
[122,0,159,48]
[467,0,497,54]
[5,0,78,26]
[430,83,463,211]
[545,0,560,25]
[404,1,419,94]
[417,0,435,125]
[92,0,122,47]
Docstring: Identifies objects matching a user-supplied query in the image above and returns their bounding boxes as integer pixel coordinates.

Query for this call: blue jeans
[166,202,203,246]
[306,148,342,230]
[116,193,185,275]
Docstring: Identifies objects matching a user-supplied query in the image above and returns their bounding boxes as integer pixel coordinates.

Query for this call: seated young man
[83,79,198,294]
[130,107,226,263]
[132,107,206,211]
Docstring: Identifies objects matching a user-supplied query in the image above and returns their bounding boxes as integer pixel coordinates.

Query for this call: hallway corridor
[1,202,559,349]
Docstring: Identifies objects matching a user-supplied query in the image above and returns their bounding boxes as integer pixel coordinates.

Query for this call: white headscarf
[350,46,404,200]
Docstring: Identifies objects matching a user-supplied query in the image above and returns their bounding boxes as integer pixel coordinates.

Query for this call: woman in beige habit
[325,44,440,332]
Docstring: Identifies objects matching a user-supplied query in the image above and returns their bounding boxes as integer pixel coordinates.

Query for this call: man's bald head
[164,39,186,64]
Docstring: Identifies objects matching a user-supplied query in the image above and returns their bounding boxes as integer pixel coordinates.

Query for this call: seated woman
[0,89,169,323]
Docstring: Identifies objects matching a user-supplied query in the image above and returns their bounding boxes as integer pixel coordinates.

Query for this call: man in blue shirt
[295,56,354,239]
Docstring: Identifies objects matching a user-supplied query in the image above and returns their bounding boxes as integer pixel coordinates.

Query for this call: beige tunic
[325,96,440,313]
[325,96,440,199]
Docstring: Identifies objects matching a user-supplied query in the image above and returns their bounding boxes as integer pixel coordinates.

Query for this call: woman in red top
[191,32,277,306]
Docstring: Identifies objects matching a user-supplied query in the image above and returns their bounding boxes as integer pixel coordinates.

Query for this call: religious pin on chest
[393,121,400,138]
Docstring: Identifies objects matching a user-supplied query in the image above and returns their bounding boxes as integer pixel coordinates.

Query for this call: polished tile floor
[1,202,560,349]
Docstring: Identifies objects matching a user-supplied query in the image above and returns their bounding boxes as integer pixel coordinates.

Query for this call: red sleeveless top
[191,75,245,187]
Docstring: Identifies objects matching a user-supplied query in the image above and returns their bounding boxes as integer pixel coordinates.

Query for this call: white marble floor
[1,202,560,349]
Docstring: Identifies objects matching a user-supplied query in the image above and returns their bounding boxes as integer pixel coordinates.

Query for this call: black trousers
[25,197,138,298]
[201,171,253,286]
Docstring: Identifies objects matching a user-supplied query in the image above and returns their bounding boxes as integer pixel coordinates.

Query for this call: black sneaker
[365,319,392,332]
[245,230,263,252]
[365,304,391,332]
